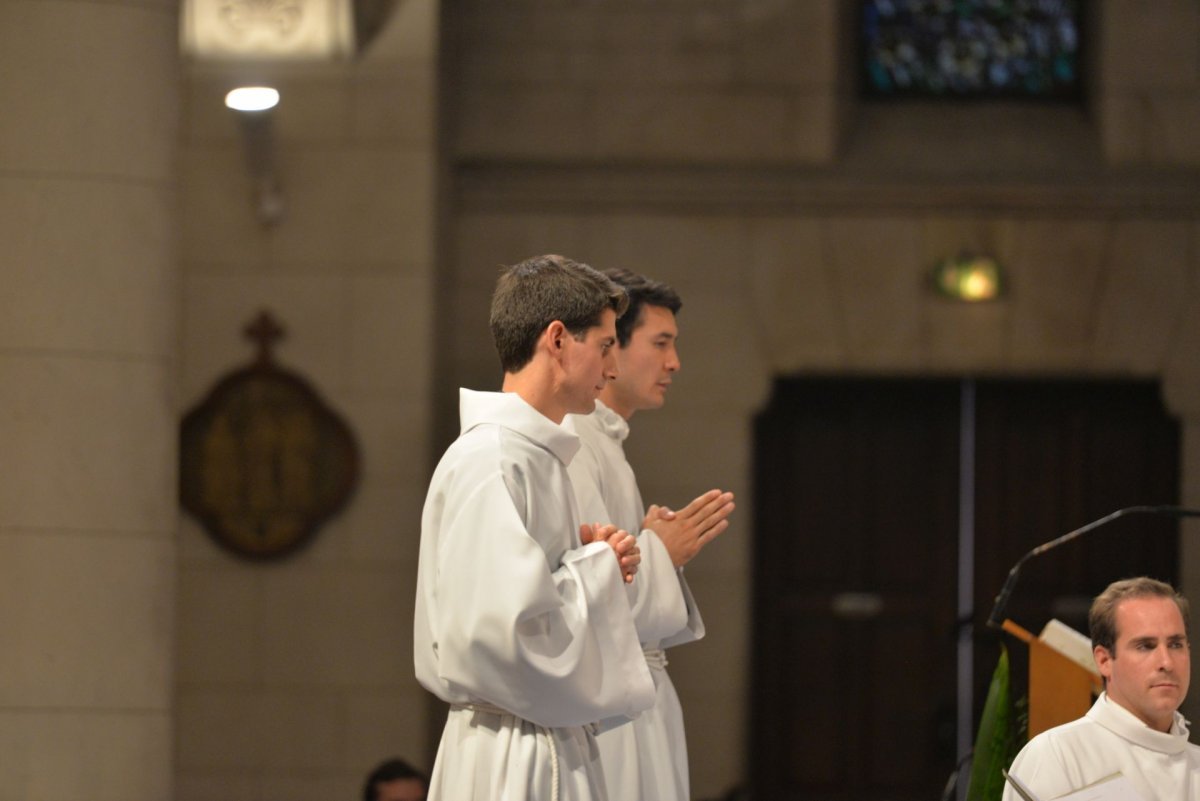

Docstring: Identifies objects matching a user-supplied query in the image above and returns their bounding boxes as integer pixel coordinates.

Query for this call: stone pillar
[0,1,179,799]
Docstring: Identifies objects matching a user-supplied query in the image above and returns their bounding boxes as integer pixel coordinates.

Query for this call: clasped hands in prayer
[579,523,642,583]
[579,488,735,582]
[644,488,736,568]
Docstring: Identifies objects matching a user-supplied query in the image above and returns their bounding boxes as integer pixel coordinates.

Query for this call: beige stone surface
[585,215,748,294]
[1163,293,1200,417]
[351,66,436,144]
[175,771,258,801]
[335,478,425,564]
[0,531,172,708]
[0,355,175,532]
[734,0,839,88]
[342,396,430,481]
[458,3,601,48]
[922,300,1009,372]
[176,565,260,685]
[0,710,171,801]
[1003,220,1108,368]
[667,289,773,413]
[347,270,433,395]
[1091,220,1192,371]
[0,178,175,356]
[272,150,434,267]
[456,87,593,160]
[0,1,177,180]
[746,218,843,371]
[1100,0,1199,90]
[364,0,438,61]
[826,217,924,368]
[175,689,287,769]
[258,566,413,687]
[585,45,735,88]
[343,688,431,770]
[1144,94,1200,166]
[179,146,275,268]
[593,89,797,162]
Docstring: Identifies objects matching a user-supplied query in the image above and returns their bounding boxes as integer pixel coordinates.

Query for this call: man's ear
[1094,644,1114,681]
[544,320,568,354]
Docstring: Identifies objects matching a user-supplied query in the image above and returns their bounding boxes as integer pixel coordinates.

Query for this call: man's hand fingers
[677,489,723,517]
[699,519,730,544]
[698,498,736,529]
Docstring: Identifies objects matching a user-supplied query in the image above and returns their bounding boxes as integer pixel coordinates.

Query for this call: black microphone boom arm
[985,505,1200,630]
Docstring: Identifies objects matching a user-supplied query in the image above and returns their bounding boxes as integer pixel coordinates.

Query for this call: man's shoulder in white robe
[414,389,655,801]
[1001,693,1200,801]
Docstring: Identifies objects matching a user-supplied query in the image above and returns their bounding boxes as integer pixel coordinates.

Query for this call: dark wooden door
[751,377,1179,801]
[752,379,962,801]
[972,379,1180,714]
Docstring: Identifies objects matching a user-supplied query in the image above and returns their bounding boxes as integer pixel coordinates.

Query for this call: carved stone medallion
[180,311,359,560]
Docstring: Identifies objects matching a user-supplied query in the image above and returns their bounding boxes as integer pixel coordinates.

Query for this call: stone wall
[173,2,439,798]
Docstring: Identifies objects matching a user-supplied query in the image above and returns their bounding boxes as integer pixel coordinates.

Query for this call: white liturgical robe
[414,390,656,801]
[1001,693,1200,801]
[566,400,705,801]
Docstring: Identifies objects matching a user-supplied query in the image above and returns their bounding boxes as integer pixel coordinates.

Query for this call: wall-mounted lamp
[930,254,1006,302]
[225,86,285,226]
[182,0,397,226]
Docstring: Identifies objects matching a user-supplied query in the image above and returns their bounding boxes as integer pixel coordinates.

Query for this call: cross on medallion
[244,310,285,364]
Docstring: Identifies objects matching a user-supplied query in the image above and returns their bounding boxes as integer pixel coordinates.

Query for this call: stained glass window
[861,0,1083,100]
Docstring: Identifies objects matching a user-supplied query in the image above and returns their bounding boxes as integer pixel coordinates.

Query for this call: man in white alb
[1002,576,1199,801]
[413,255,657,801]
[566,268,736,800]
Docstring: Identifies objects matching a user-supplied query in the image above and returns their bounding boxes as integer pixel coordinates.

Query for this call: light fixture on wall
[181,0,398,226]
[226,86,285,226]
[930,253,1006,302]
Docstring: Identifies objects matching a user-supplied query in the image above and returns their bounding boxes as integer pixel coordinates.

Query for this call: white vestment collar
[591,399,630,442]
[459,388,581,465]
[1087,692,1191,755]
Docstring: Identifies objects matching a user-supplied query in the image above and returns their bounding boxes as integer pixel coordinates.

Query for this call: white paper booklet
[1003,769,1148,801]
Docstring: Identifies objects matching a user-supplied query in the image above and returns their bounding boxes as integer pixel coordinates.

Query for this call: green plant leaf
[966,645,1024,801]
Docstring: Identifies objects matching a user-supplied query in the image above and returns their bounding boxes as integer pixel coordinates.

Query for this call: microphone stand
[985,505,1200,630]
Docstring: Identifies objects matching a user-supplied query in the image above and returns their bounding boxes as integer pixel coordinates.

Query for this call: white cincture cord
[453,702,561,801]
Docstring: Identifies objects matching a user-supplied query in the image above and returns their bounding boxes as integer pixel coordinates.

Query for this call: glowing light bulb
[225,87,280,112]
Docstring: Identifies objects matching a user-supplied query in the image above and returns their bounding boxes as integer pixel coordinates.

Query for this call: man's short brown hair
[1089,576,1190,655]
[489,254,628,373]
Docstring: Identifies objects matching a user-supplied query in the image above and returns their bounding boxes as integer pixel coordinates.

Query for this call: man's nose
[1156,645,1178,669]
[666,346,681,372]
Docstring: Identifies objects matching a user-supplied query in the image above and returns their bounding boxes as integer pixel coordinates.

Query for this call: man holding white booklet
[1001,577,1200,801]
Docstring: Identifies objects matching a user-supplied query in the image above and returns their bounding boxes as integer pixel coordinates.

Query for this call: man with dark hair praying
[566,267,735,800]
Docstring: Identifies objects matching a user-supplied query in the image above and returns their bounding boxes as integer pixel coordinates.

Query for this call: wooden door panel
[753,379,960,801]
[752,378,1179,801]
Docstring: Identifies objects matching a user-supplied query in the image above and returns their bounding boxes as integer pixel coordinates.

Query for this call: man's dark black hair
[362,758,428,801]
[603,267,682,347]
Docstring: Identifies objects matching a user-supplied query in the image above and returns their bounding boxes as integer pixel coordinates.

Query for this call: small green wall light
[931,254,1005,302]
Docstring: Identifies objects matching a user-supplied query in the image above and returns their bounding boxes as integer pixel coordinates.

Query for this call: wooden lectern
[1002,620,1104,738]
